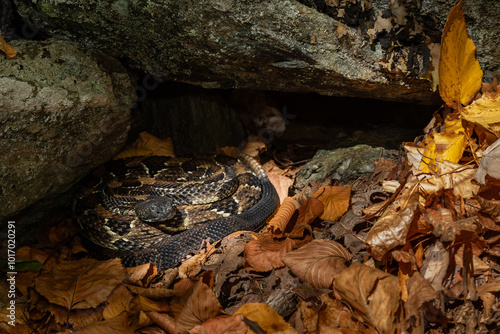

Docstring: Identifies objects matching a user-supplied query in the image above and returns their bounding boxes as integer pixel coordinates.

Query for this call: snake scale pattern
[73,153,279,269]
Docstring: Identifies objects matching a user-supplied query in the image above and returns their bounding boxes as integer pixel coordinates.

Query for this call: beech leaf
[439,0,483,108]
[244,236,295,272]
[190,314,247,334]
[173,280,222,329]
[35,258,124,310]
[73,312,134,334]
[282,240,351,289]
[333,263,400,334]
[314,185,351,221]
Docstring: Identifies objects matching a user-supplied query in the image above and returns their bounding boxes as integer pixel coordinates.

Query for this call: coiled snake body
[73,154,279,269]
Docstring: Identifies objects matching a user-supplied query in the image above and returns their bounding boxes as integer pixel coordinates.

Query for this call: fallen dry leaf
[171,280,222,330]
[103,285,135,319]
[391,250,418,272]
[146,311,185,333]
[314,185,351,221]
[72,312,135,334]
[0,34,17,59]
[474,138,500,184]
[296,198,324,226]
[333,263,401,334]
[439,0,483,108]
[282,240,351,289]
[268,173,294,203]
[404,113,469,173]
[130,294,170,314]
[234,303,296,334]
[35,258,124,310]
[405,272,438,320]
[298,293,371,333]
[477,212,500,231]
[244,236,295,272]
[462,89,500,137]
[424,208,458,243]
[29,289,105,330]
[476,282,500,318]
[422,240,449,292]
[190,314,247,334]
[218,146,240,157]
[365,184,419,261]
[124,263,157,287]
[114,131,174,159]
[267,197,299,235]
[476,196,500,223]
[241,139,266,158]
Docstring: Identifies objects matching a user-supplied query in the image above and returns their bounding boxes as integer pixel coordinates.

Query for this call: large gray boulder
[0,39,135,221]
[11,0,500,104]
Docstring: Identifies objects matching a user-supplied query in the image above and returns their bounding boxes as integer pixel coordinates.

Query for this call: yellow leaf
[0,34,17,59]
[313,185,351,221]
[461,90,500,137]
[114,131,174,159]
[406,113,468,173]
[439,0,483,108]
[234,303,296,334]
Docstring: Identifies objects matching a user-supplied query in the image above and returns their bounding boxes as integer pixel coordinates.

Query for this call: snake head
[135,196,176,222]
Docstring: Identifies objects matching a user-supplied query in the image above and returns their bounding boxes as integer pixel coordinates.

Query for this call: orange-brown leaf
[267,197,299,235]
[146,311,186,333]
[234,303,294,333]
[0,34,17,59]
[190,314,247,334]
[244,236,295,272]
[282,240,351,289]
[114,131,174,159]
[103,285,135,319]
[296,198,324,225]
[314,185,351,221]
[439,0,483,108]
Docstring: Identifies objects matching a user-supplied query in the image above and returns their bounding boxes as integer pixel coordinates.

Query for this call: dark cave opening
[131,80,439,160]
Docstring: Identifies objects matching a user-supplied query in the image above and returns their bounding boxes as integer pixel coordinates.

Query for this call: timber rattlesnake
[73,153,279,269]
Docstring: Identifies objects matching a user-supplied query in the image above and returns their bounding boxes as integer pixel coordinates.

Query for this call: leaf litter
[2,1,500,333]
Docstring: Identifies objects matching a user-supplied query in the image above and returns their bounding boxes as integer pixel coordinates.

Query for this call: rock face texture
[11,0,500,104]
[0,39,135,220]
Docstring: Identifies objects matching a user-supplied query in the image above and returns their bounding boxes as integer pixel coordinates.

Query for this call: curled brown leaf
[267,197,299,235]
